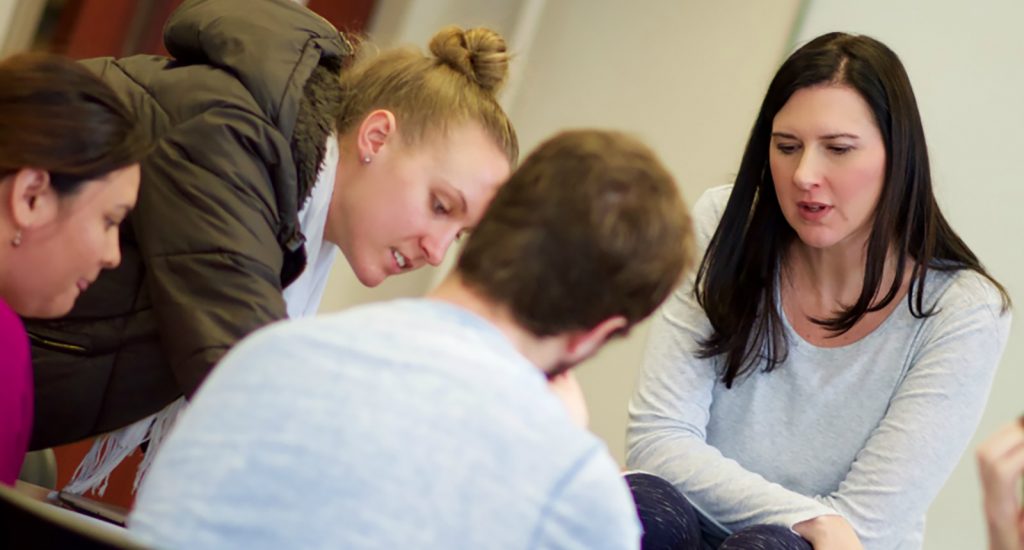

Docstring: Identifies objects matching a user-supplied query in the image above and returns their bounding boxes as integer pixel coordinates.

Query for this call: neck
[427,273,567,376]
[784,236,900,309]
[323,136,356,247]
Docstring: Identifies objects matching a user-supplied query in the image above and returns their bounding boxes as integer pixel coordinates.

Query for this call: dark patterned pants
[626,472,813,550]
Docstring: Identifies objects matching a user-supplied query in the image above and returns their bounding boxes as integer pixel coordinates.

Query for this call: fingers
[979,420,1024,464]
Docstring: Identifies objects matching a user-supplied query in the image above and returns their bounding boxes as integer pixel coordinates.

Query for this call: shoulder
[0,300,30,380]
[923,268,1008,321]
[163,0,346,67]
[692,185,733,229]
[237,301,400,348]
[909,268,1012,353]
[227,299,477,365]
[162,0,348,118]
[691,184,734,250]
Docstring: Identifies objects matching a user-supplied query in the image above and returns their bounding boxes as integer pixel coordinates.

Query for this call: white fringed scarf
[63,397,186,495]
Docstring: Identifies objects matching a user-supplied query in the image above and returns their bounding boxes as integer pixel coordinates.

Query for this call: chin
[796,234,843,250]
[25,300,74,320]
[353,266,385,288]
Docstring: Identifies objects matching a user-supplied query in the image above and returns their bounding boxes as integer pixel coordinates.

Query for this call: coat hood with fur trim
[24,0,354,449]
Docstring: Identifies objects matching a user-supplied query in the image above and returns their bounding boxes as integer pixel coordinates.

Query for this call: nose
[102,230,122,269]
[421,224,461,267]
[792,149,821,191]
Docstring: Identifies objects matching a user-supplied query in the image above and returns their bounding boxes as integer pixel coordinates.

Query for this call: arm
[626,280,838,532]
[135,106,295,396]
[811,285,1010,547]
[793,516,864,550]
[976,420,1024,550]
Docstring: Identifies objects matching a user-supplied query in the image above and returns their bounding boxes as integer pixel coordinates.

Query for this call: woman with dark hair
[626,32,1011,549]
[0,52,148,485]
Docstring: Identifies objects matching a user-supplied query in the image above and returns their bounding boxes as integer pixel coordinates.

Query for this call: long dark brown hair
[0,52,148,194]
[696,32,1009,388]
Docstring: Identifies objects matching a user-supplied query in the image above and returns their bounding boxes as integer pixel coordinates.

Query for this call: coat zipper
[27,332,87,353]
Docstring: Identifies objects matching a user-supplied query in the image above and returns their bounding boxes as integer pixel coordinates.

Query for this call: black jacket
[24,0,351,449]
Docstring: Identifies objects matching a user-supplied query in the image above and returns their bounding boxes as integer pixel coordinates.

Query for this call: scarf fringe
[63,397,187,496]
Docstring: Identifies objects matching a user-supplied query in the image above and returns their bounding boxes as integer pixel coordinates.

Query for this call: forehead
[419,122,510,195]
[773,85,879,134]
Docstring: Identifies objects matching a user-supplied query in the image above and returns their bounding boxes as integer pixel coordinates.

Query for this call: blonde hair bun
[429,26,509,95]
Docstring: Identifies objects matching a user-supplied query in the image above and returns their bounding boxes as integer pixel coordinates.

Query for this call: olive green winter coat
[25,0,351,449]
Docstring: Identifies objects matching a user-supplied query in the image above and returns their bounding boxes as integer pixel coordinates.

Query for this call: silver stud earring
[362,156,371,165]
[10,230,21,248]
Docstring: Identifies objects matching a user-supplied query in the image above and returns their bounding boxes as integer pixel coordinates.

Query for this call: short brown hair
[0,52,148,195]
[457,130,694,337]
[337,26,517,164]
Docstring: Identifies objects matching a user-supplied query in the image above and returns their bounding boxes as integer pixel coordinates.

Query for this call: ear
[356,109,397,161]
[7,168,58,229]
[561,315,629,366]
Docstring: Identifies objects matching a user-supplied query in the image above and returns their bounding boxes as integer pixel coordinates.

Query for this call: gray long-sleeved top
[626,185,1011,550]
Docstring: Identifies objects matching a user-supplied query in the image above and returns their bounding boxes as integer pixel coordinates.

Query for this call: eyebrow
[456,188,468,214]
[772,131,861,140]
[447,183,467,214]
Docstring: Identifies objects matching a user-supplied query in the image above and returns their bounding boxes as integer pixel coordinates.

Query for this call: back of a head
[457,130,694,337]
[0,52,148,194]
[336,26,518,164]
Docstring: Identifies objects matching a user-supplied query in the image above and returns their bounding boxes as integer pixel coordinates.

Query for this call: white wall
[795,3,1024,548]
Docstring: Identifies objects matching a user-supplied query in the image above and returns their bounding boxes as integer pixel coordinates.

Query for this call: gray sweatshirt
[627,185,1011,550]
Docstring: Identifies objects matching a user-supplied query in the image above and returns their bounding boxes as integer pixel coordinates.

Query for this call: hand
[792,515,864,550]
[977,419,1024,550]
[547,372,589,428]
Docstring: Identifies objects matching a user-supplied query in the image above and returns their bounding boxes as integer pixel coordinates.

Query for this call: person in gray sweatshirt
[128,130,695,549]
[625,32,1011,550]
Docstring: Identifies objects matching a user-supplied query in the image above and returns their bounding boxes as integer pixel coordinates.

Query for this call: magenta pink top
[0,297,32,485]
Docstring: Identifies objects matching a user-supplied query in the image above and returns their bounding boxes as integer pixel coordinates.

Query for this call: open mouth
[796,201,832,221]
[392,248,408,269]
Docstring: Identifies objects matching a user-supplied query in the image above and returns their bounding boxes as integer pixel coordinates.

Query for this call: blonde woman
[27,0,518,494]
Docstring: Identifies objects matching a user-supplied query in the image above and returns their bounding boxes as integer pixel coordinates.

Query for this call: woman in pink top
[0,53,148,485]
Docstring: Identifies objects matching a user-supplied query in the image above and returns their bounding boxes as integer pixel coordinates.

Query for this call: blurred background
[2,1,1021,548]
